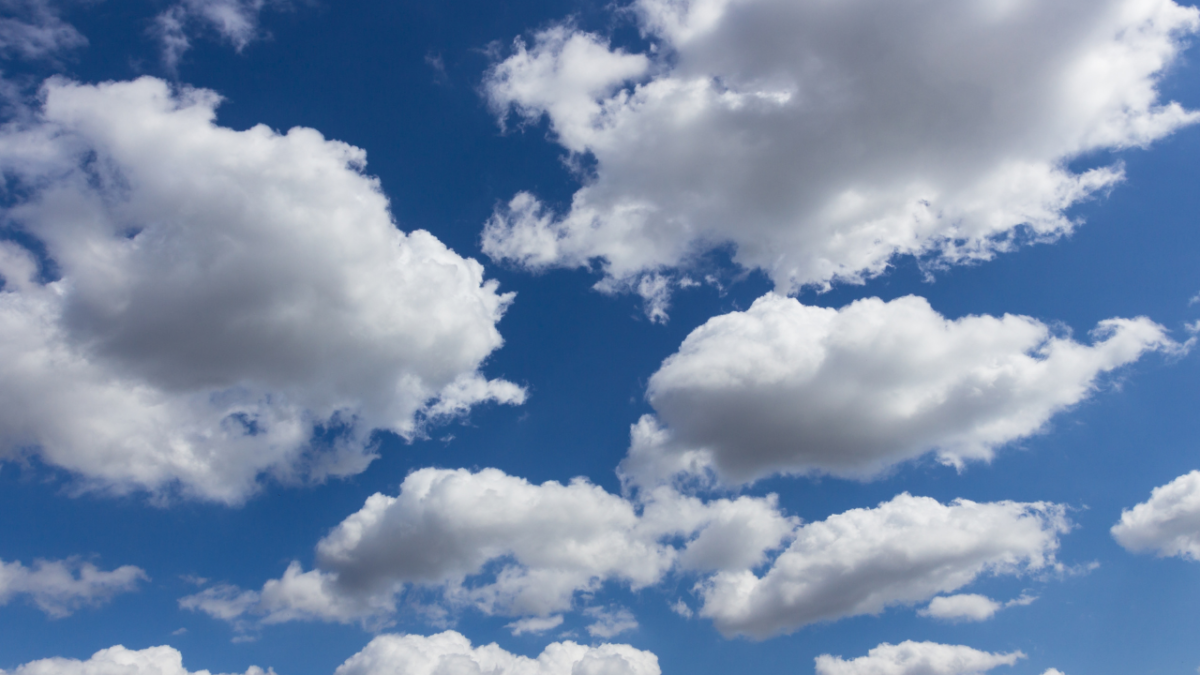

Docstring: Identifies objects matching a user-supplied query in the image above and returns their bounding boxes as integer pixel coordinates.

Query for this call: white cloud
[181,467,795,627]
[917,593,1035,622]
[153,0,273,69]
[0,77,522,503]
[697,493,1069,639]
[0,0,86,61]
[1112,469,1200,559]
[482,0,1199,317]
[584,606,638,638]
[0,644,269,675]
[620,293,1180,486]
[814,641,1024,675]
[334,631,660,675]
[505,614,564,636]
[0,557,147,618]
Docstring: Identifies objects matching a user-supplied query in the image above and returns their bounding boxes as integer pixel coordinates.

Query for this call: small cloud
[505,614,563,636]
[425,51,449,85]
[171,627,188,636]
[584,606,638,638]
[180,574,209,586]
[669,599,692,618]
[1190,292,1200,306]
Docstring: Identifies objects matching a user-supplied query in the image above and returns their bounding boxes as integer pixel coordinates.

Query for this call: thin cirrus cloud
[0,76,523,503]
[0,0,86,61]
[814,641,1024,675]
[0,557,147,618]
[618,293,1183,487]
[181,468,1070,642]
[153,0,275,69]
[1111,469,1200,559]
[481,0,1199,319]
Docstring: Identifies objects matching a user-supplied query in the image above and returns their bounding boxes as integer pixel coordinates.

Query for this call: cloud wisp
[0,556,146,618]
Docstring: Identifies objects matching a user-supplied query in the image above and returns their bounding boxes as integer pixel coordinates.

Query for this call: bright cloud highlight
[483,0,1198,317]
[0,77,522,503]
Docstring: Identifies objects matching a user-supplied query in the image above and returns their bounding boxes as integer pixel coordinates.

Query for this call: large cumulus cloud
[620,293,1181,486]
[482,0,1198,317]
[0,77,523,503]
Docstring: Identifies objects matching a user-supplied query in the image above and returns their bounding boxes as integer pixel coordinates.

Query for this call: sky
[1,1,1200,674]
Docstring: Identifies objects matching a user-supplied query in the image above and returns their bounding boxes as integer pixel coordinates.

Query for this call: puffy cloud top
[622,293,1180,486]
[0,77,522,503]
[0,645,267,675]
[1112,469,1200,558]
[335,631,660,675]
[483,0,1198,316]
[698,493,1069,638]
[814,641,1024,675]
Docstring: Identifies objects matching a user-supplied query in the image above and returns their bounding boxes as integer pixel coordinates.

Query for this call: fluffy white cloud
[917,593,1035,622]
[0,645,268,675]
[697,493,1069,639]
[0,77,523,503]
[620,293,1181,486]
[0,0,86,61]
[814,641,1023,675]
[154,0,273,69]
[482,0,1199,317]
[0,557,146,618]
[181,466,795,627]
[505,614,564,636]
[334,631,660,675]
[1111,469,1200,559]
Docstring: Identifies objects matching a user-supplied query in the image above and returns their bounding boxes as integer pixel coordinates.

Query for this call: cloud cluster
[0,77,522,503]
[621,293,1179,486]
[1111,469,1200,559]
[335,631,660,675]
[483,0,1198,316]
[0,557,146,617]
[698,493,1068,638]
[0,645,268,675]
[183,467,1069,641]
[814,641,1023,675]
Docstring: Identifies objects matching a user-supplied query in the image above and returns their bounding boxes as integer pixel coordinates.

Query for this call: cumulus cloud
[697,493,1069,639]
[0,645,269,675]
[482,0,1199,317]
[0,0,86,61]
[619,293,1181,486]
[814,641,1024,675]
[1112,469,1200,559]
[153,0,275,69]
[0,557,147,617]
[180,466,794,627]
[918,593,1036,623]
[505,614,564,636]
[334,631,660,675]
[0,77,522,503]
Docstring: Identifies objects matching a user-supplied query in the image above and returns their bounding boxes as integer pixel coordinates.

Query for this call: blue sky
[1,1,1200,675]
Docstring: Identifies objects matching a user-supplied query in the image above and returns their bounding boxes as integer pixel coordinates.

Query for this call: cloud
[0,557,147,618]
[153,0,274,69]
[697,493,1069,639]
[334,631,660,675]
[0,77,522,503]
[182,468,794,629]
[0,0,86,61]
[619,293,1181,486]
[918,593,1036,623]
[814,641,1024,675]
[482,0,1199,317]
[505,614,564,636]
[584,606,638,638]
[1112,469,1200,559]
[0,645,269,675]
